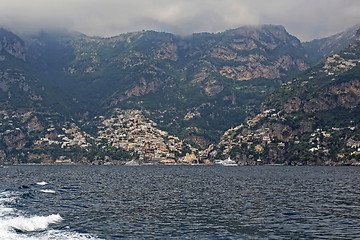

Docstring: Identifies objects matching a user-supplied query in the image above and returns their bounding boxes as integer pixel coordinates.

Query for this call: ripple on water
[0,165,360,239]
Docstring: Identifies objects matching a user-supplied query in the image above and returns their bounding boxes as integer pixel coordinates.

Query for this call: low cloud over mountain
[0,0,359,41]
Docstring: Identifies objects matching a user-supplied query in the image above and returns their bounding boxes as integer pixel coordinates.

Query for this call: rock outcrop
[0,28,26,61]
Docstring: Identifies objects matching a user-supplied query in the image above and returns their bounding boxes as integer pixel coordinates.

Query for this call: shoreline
[2,162,360,167]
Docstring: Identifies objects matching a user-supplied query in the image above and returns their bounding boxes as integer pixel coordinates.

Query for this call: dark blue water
[1,165,360,239]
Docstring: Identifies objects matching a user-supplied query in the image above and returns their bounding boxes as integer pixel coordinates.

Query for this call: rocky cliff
[18,24,318,143]
[211,29,360,165]
[0,25,358,164]
[303,25,359,64]
[0,28,26,61]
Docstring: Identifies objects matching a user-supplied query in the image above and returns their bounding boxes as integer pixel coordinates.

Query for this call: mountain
[24,25,312,142]
[0,28,76,113]
[212,28,360,165]
[0,24,358,164]
[0,28,42,110]
[303,25,359,64]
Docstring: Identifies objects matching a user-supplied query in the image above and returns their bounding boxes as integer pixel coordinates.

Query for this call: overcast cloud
[0,0,359,41]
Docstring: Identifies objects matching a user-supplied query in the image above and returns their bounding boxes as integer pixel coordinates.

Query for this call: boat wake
[0,188,100,240]
[36,182,48,186]
[0,214,63,232]
[39,189,56,194]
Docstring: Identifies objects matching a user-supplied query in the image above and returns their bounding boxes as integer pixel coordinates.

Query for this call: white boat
[214,157,238,166]
[124,159,140,166]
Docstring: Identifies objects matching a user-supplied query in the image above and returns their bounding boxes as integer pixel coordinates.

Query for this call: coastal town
[0,46,359,165]
[96,108,202,164]
[215,107,360,165]
[212,50,360,165]
[0,93,358,165]
[18,108,214,165]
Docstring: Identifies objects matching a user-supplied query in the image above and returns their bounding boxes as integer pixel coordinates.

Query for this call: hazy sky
[0,0,359,41]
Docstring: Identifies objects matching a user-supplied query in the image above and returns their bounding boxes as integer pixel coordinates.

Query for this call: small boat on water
[214,157,238,166]
[124,159,140,166]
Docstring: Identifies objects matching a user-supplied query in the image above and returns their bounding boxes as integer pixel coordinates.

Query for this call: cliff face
[281,32,360,114]
[0,29,50,111]
[60,25,309,101]
[356,28,360,41]
[207,25,308,81]
[0,28,26,61]
[303,25,359,64]
[0,25,358,164]
[282,80,360,113]
[212,29,360,165]
[20,24,316,142]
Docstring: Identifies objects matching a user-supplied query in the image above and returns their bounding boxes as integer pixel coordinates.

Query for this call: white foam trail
[38,230,101,240]
[0,191,17,203]
[36,182,48,186]
[0,213,101,240]
[1,214,63,232]
[0,191,16,217]
[0,207,14,217]
[0,191,101,240]
[40,189,56,194]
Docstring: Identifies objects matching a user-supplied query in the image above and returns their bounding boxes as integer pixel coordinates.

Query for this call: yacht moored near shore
[124,159,140,166]
[214,157,238,166]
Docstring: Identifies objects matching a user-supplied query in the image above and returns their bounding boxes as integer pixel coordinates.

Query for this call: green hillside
[213,30,360,165]
[24,25,314,143]
[0,25,358,164]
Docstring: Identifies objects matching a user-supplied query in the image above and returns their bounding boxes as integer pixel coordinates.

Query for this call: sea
[0,165,360,239]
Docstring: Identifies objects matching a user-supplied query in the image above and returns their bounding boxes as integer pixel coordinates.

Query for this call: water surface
[1,165,359,239]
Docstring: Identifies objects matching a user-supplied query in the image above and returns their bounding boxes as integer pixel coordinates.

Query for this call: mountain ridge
[211,30,360,165]
[303,24,359,64]
[0,24,359,164]
[25,24,312,138]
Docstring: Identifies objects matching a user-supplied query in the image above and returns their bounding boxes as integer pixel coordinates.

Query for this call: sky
[0,0,359,41]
